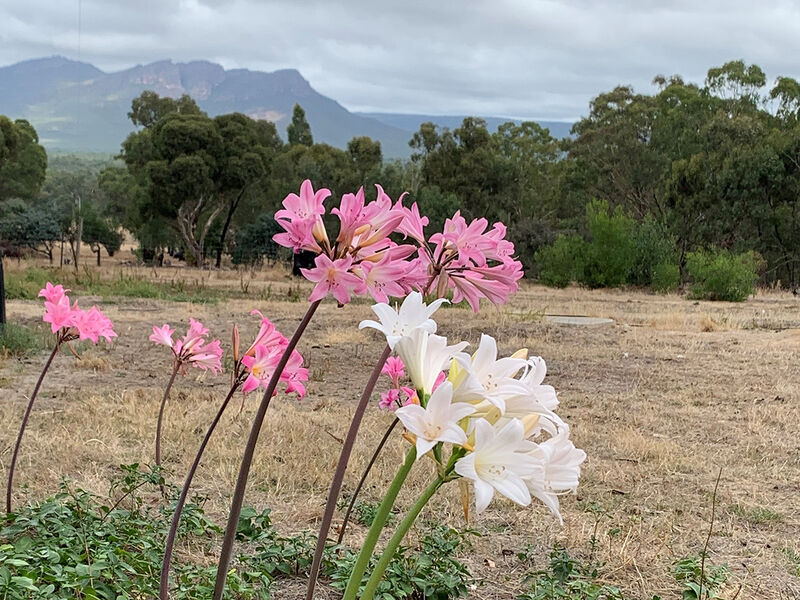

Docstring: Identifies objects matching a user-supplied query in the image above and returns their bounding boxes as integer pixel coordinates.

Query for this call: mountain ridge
[0,56,572,158]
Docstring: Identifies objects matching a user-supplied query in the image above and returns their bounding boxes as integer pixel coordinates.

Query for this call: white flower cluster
[361,292,586,522]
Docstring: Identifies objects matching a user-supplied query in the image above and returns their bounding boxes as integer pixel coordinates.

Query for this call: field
[1,255,799,599]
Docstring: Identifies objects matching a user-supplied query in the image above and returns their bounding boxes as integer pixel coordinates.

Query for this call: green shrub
[0,323,50,357]
[579,200,636,288]
[535,234,587,288]
[651,262,680,292]
[686,250,759,302]
[629,216,677,287]
[519,546,624,600]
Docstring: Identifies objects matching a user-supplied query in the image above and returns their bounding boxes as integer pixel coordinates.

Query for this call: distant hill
[357,112,574,139]
[0,56,573,158]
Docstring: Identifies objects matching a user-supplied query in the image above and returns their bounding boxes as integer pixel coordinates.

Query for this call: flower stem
[155,360,181,482]
[341,446,417,600]
[159,381,239,600]
[360,477,444,600]
[336,417,399,545]
[6,341,60,514]
[212,299,320,600]
[305,344,391,600]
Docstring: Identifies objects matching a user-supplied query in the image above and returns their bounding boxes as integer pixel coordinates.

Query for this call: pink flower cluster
[240,310,308,399]
[150,318,223,375]
[39,282,117,344]
[378,356,418,411]
[273,180,524,311]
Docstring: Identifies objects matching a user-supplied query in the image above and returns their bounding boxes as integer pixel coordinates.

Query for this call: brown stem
[212,300,321,600]
[160,381,240,599]
[337,417,399,544]
[6,341,61,514]
[155,361,181,470]
[305,344,391,600]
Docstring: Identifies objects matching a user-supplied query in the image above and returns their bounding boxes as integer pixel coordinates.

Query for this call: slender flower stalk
[6,341,60,514]
[340,447,417,600]
[337,417,399,544]
[212,300,320,600]
[304,345,391,600]
[155,361,181,470]
[359,476,445,600]
[159,380,241,599]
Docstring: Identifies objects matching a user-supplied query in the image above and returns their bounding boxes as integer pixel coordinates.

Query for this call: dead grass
[1,260,799,598]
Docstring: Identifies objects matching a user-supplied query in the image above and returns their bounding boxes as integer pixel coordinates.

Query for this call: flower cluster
[150,318,223,375]
[273,180,524,312]
[362,294,585,521]
[39,282,117,344]
[240,310,308,399]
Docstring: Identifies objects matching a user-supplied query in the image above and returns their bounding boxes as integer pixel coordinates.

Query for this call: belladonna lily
[359,291,448,350]
[454,418,539,514]
[395,328,468,395]
[525,426,587,524]
[396,382,476,458]
[451,334,529,412]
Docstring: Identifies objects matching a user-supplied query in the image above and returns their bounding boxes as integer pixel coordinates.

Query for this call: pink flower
[246,311,289,356]
[379,388,400,410]
[153,319,223,374]
[275,179,330,222]
[273,217,321,254]
[280,349,309,399]
[74,306,117,344]
[400,386,419,405]
[301,255,365,305]
[150,324,175,347]
[382,356,405,387]
[359,254,410,303]
[38,282,69,305]
[241,343,307,398]
[394,200,428,244]
[43,298,76,333]
[186,339,223,374]
[432,371,447,391]
[332,187,371,244]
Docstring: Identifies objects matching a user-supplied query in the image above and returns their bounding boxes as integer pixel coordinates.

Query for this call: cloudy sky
[2,0,800,121]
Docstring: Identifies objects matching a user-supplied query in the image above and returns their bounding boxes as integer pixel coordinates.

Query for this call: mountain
[357,112,574,139]
[0,56,573,158]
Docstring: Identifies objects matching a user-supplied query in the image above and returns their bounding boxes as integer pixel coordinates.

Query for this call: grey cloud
[2,0,800,121]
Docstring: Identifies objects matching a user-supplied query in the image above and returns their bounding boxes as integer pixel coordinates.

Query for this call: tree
[212,113,282,267]
[347,136,382,186]
[0,118,47,202]
[81,203,122,266]
[0,198,62,262]
[128,91,203,128]
[287,103,313,146]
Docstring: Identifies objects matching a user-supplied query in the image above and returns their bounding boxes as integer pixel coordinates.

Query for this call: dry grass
[1,258,799,599]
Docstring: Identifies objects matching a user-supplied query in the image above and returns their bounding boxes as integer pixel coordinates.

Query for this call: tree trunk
[96,246,101,266]
[215,188,246,269]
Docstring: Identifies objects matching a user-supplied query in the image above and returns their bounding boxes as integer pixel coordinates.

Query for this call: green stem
[360,477,445,600]
[341,446,417,600]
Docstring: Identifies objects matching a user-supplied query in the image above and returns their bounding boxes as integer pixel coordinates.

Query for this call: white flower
[395,381,476,458]
[359,291,448,349]
[395,328,468,394]
[454,418,538,513]
[519,356,559,411]
[525,426,586,524]
[501,356,563,436]
[452,334,529,412]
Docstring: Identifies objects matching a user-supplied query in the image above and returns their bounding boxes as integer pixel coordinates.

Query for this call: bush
[686,250,760,302]
[579,200,636,288]
[535,234,587,288]
[629,216,676,287]
[651,262,680,292]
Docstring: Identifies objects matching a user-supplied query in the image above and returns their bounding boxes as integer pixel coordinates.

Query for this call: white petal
[395,405,428,437]
[474,479,494,513]
[492,473,532,507]
[439,423,468,446]
[454,454,478,481]
[415,437,438,458]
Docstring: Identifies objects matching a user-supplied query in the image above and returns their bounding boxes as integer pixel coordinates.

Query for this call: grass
[5,267,222,304]
[0,322,51,358]
[728,502,784,525]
